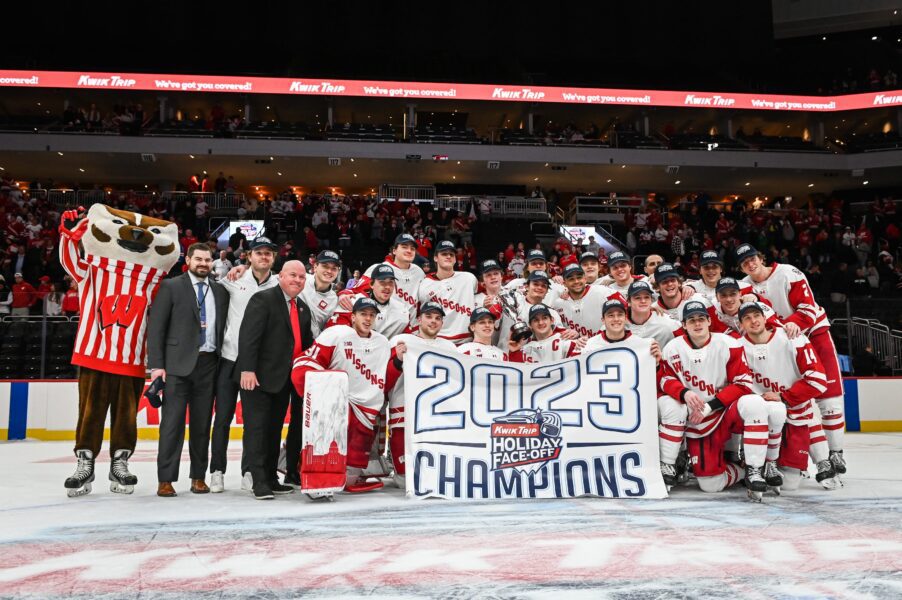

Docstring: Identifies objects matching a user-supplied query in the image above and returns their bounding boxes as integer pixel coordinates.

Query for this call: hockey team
[69,231,850,501]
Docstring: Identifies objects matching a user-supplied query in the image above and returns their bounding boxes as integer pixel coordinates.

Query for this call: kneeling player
[658,301,771,498]
[292,297,391,494]
[384,302,457,489]
[508,304,584,362]
[738,302,838,490]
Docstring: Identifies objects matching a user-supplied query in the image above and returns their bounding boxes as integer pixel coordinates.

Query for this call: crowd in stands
[4,167,902,326]
[825,66,899,94]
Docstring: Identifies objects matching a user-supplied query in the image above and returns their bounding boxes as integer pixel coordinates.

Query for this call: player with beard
[551,263,623,339]
[686,250,724,301]
[301,250,341,338]
[736,244,847,477]
[342,233,425,325]
[624,281,684,349]
[329,264,410,339]
[738,302,838,490]
[417,240,478,345]
[658,301,771,499]
[459,307,509,360]
[508,304,585,362]
[291,297,391,494]
[384,302,457,488]
[654,263,709,321]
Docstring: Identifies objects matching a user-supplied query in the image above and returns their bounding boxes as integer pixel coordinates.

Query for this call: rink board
[1,378,901,440]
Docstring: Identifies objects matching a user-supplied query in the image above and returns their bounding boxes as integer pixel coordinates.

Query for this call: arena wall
[1,378,900,440]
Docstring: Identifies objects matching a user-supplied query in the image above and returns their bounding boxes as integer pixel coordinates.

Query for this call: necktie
[289,298,302,359]
[196,282,207,347]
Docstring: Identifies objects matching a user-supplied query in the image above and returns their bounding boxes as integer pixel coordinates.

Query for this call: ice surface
[0,434,901,599]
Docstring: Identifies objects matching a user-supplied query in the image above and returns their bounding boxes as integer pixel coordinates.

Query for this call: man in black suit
[237,260,313,499]
[148,243,229,497]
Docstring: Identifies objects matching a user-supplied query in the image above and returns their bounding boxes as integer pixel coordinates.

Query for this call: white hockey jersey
[739,328,828,425]
[659,333,756,438]
[655,292,709,321]
[626,311,684,349]
[509,332,581,363]
[496,292,563,352]
[550,284,623,339]
[603,274,652,298]
[328,292,410,340]
[417,271,478,344]
[502,277,566,305]
[292,325,391,430]
[385,334,458,431]
[740,264,828,334]
[686,279,717,302]
[708,300,781,338]
[459,341,508,361]
[364,259,425,324]
[301,276,338,338]
[583,330,652,356]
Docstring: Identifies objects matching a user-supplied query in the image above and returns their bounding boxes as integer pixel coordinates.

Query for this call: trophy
[498,290,533,343]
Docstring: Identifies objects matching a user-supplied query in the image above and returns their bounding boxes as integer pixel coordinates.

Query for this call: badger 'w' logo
[98,294,147,329]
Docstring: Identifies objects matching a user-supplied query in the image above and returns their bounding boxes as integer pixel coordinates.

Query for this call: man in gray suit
[148,243,229,497]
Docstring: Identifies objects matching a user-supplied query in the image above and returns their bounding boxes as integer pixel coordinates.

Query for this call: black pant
[284,392,303,479]
[210,358,243,474]
[241,381,293,487]
[157,353,218,482]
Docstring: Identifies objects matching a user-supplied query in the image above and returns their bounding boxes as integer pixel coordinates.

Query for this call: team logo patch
[490,409,562,474]
[319,300,329,310]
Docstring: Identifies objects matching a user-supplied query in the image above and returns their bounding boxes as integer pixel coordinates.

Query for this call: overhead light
[744,182,751,186]
[57,151,64,156]
[822,36,827,41]
[457,161,461,165]
[79,168,85,172]
[621,165,626,169]
[353,173,358,178]
[452,176,456,180]
[674,180,681,185]
[277,172,282,176]
[808,183,814,188]
[270,156,274,161]
[189,154,195,159]
[534,177,539,181]
[0,167,4,171]
[350,158,355,162]
[863,180,870,185]
[544,162,549,167]
[872,36,879,41]
[144,184,148,188]
[606,179,612,183]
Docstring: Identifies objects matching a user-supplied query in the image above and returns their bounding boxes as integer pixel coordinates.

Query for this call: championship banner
[402,339,667,500]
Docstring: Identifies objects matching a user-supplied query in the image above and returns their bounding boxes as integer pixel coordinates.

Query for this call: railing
[379,184,436,203]
[47,189,77,208]
[833,316,902,374]
[571,195,645,223]
[434,195,474,213]
[433,195,548,218]
[208,192,245,209]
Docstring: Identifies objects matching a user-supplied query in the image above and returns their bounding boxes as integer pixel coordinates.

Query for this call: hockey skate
[829,450,847,484]
[816,459,841,490]
[744,465,767,502]
[109,449,137,494]
[344,467,385,493]
[674,449,691,485]
[65,449,95,498]
[764,460,782,495]
[660,462,677,491]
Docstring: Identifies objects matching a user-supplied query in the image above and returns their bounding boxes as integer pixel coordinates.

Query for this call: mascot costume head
[58,204,179,497]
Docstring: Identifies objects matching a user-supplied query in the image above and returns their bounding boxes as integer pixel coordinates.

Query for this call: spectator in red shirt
[179,229,198,254]
[62,279,80,316]
[10,273,36,316]
[36,275,53,300]
[503,243,515,265]
[416,233,433,258]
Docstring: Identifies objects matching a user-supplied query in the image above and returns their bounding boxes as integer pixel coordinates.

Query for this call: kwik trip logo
[490,409,563,473]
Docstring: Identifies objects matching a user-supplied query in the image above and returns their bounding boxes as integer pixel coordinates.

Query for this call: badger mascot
[59,204,179,497]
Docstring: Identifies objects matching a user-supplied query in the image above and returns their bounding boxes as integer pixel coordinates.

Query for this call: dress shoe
[191,479,210,494]
[157,482,177,497]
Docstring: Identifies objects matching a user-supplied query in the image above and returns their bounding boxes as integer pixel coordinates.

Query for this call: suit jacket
[147,272,229,377]
[235,285,313,393]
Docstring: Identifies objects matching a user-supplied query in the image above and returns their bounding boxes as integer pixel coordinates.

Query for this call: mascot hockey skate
[64,450,95,498]
[301,371,349,501]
